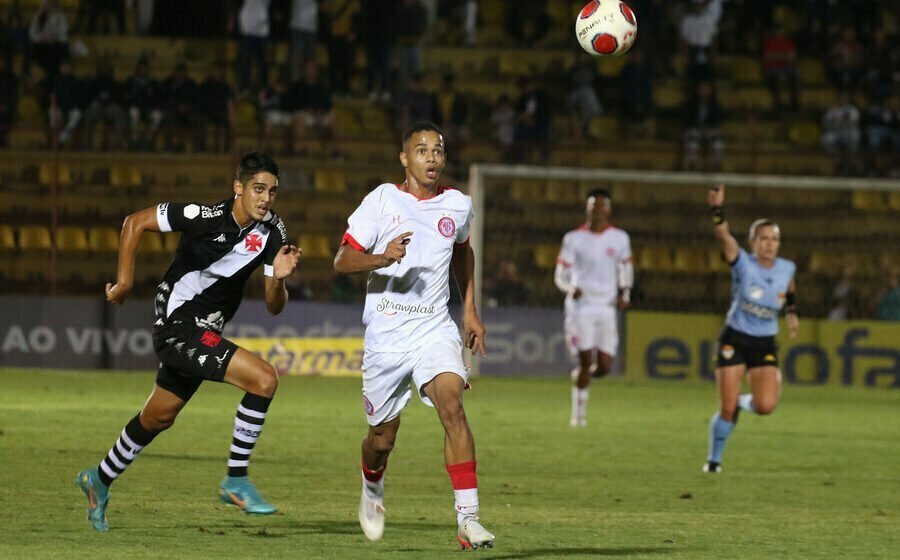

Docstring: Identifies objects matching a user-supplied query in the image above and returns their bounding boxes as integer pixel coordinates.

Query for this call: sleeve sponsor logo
[202,204,225,218]
[184,204,200,219]
[159,203,168,216]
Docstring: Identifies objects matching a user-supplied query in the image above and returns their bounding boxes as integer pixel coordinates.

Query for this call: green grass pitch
[0,368,897,559]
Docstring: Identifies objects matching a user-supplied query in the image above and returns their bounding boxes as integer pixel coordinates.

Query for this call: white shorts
[564,307,618,358]
[361,337,468,426]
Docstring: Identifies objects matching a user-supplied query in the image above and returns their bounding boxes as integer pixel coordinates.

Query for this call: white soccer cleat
[358,487,385,541]
[569,417,587,428]
[457,516,495,550]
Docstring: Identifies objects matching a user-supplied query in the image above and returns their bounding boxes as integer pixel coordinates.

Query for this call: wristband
[710,206,725,226]
[784,292,797,314]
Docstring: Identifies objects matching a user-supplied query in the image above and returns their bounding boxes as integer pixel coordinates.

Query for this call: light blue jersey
[725,249,795,337]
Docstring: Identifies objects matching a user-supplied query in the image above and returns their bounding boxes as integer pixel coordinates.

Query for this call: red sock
[446,460,477,489]
[362,462,385,483]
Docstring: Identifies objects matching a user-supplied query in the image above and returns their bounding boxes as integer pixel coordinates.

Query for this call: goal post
[466,163,900,377]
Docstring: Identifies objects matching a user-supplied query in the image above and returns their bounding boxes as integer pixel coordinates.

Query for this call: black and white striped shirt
[153,197,288,331]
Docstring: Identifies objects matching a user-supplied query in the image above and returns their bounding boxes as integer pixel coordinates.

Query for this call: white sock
[454,488,479,525]
[362,471,384,499]
[571,386,589,423]
[738,393,756,413]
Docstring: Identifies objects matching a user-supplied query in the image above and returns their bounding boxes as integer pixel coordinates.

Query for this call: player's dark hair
[586,188,611,202]
[401,121,444,148]
[236,152,279,184]
[748,218,778,242]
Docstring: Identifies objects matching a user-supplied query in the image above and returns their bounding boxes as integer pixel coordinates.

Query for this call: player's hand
[617,294,630,310]
[786,312,799,339]
[708,183,725,207]
[105,282,131,305]
[463,311,486,357]
[572,287,583,300]
[380,231,413,267]
[274,244,301,280]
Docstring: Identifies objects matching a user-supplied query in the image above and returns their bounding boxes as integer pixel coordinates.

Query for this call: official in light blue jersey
[703,185,799,474]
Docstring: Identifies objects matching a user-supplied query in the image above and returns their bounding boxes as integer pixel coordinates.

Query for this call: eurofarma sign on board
[626,312,900,388]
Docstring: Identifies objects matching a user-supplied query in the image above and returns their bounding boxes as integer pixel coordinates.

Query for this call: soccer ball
[575,0,637,56]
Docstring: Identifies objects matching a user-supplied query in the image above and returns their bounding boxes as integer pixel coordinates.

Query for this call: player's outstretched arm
[265,244,301,315]
[451,242,486,356]
[106,206,161,304]
[333,231,413,274]
[708,184,739,264]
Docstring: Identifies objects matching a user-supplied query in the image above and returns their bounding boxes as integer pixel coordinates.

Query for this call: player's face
[752,225,780,261]
[234,172,279,222]
[400,130,445,188]
[586,196,611,222]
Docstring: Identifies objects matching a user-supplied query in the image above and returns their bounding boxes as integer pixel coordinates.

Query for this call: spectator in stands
[358,0,394,102]
[679,0,724,84]
[196,61,235,152]
[490,94,516,163]
[864,29,898,101]
[291,60,337,157]
[321,0,358,95]
[828,27,863,92]
[161,62,198,152]
[682,80,723,172]
[287,0,317,82]
[82,58,127,150]
[2,5,31,79]
[566,58,602,141]
[236,0,271,96]
[619,49,654,135]
[761,25,799,112]
[486,260,529,308]
[864,94,897,152]
[29,0,69,78]
[827,264,854,321]
[45,56,82,147]
[394,73,437,135]
[506,0,550,47]
[821,91,861,175]
[123,57,162,150]
[0,53,17,148]
[515,74,551,163]
[875,267,900,321]
[434,73,469,164]
[83,0,126,35]
[258,70,291,153]
[394,0,428,93]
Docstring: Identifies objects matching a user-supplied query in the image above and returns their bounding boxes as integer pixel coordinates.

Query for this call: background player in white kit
[333,122,494,549]
[554,189,633,427]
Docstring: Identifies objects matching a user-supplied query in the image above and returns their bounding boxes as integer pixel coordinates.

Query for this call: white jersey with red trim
[343,183,472,352]
[556,225,632,315]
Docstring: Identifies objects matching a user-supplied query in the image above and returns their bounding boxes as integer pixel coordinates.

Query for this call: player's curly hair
[401,121,444,147]
[236,152,280,183]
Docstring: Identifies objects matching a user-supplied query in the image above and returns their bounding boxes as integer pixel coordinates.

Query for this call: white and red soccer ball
[575,0,637,56]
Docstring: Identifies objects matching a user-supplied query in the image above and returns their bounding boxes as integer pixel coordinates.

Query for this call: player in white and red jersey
[333,122,494,550]
[554,189,633,427]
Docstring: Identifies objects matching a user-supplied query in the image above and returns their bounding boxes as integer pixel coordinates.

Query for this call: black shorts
[716,326,779,369]
[152,321,238,402]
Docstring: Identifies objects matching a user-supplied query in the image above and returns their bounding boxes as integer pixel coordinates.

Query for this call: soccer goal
[465,163,900,376]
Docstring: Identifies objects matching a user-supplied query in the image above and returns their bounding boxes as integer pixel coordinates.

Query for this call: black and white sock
[98,414,159,487]
[227,393,272,478]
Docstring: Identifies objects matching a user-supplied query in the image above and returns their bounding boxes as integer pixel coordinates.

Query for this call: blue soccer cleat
[219,476,277,514]
[75,467,110,532]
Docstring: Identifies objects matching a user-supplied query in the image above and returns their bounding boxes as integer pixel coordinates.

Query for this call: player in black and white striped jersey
[75,152,300,531]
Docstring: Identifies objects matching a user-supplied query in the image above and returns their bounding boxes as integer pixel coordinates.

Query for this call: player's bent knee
[252,366,279,397]
[140,410,176,432]
[755,400,778,415]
